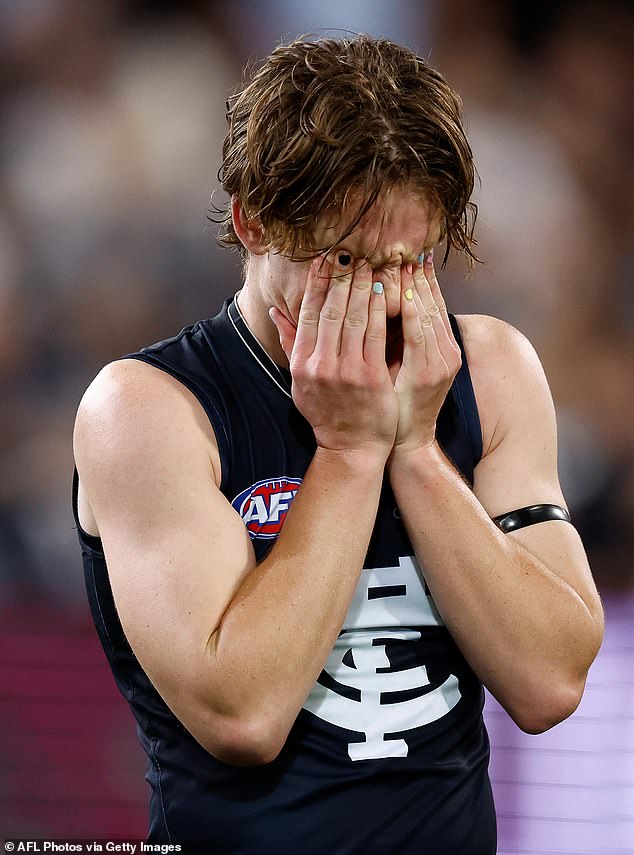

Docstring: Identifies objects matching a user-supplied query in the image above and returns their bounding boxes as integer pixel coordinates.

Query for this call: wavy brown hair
[216,35,478,267]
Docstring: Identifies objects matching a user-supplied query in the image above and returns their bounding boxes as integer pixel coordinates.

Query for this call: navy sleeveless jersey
[73,298,496,854]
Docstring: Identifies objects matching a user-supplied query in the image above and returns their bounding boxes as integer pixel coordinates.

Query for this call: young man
[73,36,603,854]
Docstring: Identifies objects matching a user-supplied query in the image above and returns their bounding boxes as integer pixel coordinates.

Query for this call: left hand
[391,252,462,453]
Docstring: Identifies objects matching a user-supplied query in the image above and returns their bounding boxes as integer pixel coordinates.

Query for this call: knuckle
[367,371,387,391]
[310,356,331,378]
[343,310,366,329]
[351,277,371,292]
[447,339,461,359]
[310,274,329,292]
[313,356,340,382]
[299,309,319,326]
[429,366,448,386]
[332,268,353,284]
[417,367,432,386]
[339,364,358,386]
[320,305,343,323]
[290,361,307,381]
[365,327,384,342]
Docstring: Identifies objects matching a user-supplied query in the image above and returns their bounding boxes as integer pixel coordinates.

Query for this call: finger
[413,254,455,356]
[269,307,296,363]
[340,259,373,362]
[420,250,452,338]
[421,252,461,371]
[400,266,427,356]
[363,279,387,366]
[293,256,331,359]
[412,257,462,378]
[314,253,355,358]
[402,262,449,373]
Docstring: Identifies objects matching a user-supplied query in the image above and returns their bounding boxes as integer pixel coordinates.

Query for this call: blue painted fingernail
[372,281,384,295]
[417,253,424,266]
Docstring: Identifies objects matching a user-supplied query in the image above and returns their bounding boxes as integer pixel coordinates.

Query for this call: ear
[231,196,267,254]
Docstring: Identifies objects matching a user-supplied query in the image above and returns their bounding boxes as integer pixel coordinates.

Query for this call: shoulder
[74,358,221,486]
[454,314,556,457]
[455,313,540,369]
[75,358,202,444]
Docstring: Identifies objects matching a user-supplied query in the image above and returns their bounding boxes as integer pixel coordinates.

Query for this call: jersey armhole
[72,467,104,553]
[119,354,232,494]
[449,314,483,468]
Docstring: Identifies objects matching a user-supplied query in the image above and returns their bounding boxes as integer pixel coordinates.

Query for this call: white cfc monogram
[303,556,461,760]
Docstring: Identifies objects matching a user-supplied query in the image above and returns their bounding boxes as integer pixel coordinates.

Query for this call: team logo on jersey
[303,556,460,760]
[231,477,302,539]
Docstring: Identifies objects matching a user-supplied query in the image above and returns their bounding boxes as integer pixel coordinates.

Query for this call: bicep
[473,395,567,519]
[74,361,255,717]
[471,319,565,519]
[97,455,255,693]
[466,317,602,622]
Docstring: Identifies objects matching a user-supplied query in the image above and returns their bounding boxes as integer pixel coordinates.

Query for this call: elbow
[201,713,287,767]
[509,680,585,735]
[504,622,603,735]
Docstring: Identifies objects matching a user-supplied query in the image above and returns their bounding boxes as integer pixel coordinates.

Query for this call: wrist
[313,443,390,476]
[387,439,446,479]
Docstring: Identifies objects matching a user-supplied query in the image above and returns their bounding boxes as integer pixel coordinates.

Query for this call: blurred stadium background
[0,1,632,852]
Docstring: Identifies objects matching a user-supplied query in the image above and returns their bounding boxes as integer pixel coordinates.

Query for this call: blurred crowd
[0,0,632,610]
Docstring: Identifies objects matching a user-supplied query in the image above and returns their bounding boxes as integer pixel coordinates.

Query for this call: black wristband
[493,504,571,534]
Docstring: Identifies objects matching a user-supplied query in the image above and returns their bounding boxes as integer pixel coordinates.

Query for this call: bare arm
[74,256,397,766]
[386,257,603,732]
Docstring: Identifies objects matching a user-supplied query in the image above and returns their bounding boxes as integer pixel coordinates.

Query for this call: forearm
[388,441,601,731]
[207,446,386,753]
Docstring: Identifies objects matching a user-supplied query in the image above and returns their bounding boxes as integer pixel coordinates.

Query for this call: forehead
[314,186,441,264]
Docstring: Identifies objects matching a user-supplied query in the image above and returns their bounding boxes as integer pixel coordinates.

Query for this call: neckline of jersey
[227,294,293,400]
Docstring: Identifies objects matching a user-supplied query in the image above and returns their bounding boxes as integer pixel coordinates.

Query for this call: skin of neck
[236,252,306,370]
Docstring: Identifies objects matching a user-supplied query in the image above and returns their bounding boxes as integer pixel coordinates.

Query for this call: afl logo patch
[231,477,302,540]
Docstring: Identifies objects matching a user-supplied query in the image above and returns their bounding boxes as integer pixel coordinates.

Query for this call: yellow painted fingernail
[404,288,414,301]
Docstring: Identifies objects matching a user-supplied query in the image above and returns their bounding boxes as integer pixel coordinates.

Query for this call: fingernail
[404,288,414,301]
[425,249,434,265]
[372,281,384,295]
[417,253,424,266]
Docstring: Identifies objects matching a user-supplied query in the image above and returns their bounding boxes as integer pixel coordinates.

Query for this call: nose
[372,263,403,317]
[373,259,402,283]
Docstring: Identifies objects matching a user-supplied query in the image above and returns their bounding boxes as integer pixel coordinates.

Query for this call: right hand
[269,255,398,459]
